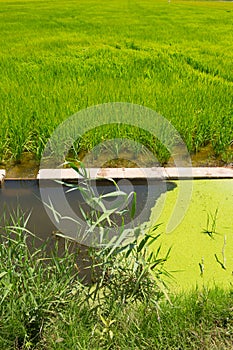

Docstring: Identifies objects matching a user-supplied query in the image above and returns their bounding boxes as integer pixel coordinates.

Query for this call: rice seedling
[0,0,232,166]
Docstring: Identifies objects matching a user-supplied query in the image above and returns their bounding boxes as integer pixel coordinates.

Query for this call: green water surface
[150,179,233,291]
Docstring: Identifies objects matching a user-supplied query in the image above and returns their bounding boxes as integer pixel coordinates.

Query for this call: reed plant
[0,163,171,348]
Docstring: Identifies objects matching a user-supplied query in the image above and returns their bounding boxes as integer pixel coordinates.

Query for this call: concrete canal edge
[37,167,233,180]
[1,167,233,181]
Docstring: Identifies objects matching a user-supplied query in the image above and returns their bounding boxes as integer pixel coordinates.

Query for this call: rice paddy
[0,0,232,167]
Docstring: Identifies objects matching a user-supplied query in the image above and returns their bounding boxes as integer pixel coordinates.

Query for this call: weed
[52,161,171,313]
[202,208,219,239]
[0,211,83,348]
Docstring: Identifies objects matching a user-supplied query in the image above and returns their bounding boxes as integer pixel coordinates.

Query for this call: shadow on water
[0,179,177,282]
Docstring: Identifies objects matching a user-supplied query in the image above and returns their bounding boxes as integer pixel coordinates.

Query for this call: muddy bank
[1,146,232,179]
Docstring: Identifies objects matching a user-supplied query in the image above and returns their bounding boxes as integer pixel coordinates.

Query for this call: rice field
[0,0,232,166]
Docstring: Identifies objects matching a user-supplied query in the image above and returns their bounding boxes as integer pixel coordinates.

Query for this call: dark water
[0,179,176,282]
[0,179,176,241]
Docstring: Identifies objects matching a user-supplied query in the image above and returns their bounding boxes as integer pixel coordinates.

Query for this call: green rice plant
[68,124,171,165]
[0,120,9,164]
[212,115,233,162]
[0,0,232,165]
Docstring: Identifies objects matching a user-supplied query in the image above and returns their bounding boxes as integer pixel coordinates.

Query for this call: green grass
[0,172,232,349]
[43,287,233,350]
[0,0,232,165]
[0,216,233,349]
